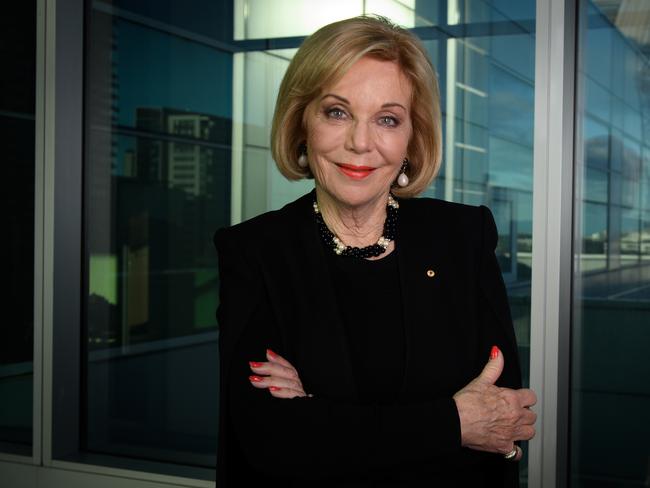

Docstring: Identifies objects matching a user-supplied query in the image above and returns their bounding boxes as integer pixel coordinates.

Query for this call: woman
[214,15,536,487]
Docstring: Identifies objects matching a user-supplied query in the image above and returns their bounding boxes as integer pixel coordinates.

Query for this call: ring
[503,446,519,460]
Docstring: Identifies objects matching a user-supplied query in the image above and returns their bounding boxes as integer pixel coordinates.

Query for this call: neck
[315,186,389,248]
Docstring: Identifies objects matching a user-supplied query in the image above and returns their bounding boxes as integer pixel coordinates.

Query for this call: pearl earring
[397,158,409,187]
[298,144,308,168]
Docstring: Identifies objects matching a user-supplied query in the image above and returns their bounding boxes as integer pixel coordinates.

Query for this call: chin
[328,184,389,209]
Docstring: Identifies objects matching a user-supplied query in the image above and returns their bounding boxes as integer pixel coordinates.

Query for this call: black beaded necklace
[312,194,399,259]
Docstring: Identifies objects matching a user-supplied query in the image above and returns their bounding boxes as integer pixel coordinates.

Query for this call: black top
[214,193,521,487]
[326,250,405,405]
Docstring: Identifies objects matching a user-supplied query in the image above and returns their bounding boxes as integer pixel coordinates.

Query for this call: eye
[325,107,347,120]
[378,115,399,127]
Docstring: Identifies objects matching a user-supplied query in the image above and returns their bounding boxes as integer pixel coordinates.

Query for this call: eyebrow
[320,93,408,112]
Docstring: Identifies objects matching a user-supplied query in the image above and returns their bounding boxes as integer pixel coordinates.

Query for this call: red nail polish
[249,375,263,382]
[269,386,281,391]
[249,361,263,368]
[266,349,277,358]
[490,346,499,360]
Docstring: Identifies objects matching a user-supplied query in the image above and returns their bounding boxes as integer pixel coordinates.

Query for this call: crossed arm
[247,344,537,461]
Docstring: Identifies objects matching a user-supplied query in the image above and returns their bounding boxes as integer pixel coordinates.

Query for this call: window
[571,1,650,485]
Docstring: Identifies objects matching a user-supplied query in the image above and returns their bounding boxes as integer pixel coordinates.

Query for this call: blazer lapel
[273,194,359,400]
[396,199,473,398]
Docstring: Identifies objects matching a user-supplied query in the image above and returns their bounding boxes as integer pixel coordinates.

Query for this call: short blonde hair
[271,15,442,198]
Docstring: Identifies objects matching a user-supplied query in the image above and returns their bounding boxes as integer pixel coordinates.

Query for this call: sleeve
[215,228,463,480]
[477,205,522,390]
[476,206,523,487]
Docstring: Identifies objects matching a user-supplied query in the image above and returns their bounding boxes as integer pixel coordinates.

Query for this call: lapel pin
[426,269,435,278]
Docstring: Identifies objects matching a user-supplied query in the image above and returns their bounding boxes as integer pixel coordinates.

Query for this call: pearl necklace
[312,195,399,258]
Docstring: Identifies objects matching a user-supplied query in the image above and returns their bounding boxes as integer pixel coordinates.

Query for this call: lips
[336,163,376,180]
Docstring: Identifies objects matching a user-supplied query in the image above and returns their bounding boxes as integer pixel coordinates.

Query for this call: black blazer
[214,192,522,487]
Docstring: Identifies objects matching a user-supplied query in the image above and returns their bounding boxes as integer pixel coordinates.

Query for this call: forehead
[323,57,412,105]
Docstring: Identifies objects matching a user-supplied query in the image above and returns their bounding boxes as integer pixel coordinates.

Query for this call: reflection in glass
[84,3,231,467]
[0,0,36,454]
[572,1,650,486]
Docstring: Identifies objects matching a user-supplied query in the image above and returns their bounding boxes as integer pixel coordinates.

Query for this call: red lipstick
[336,163,375,179]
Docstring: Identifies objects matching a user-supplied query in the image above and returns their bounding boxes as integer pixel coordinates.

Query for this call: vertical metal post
[41,0,57,466]
[529,0,577,487]
[444,37,457,202]
[42,0,85,464]
[32,0,47,466]
[230,52,245,225]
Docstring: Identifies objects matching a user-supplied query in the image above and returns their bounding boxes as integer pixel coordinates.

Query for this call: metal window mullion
[41,0,58,466]
[41,0,86,465]
[33,0,47,467]
[529,0,577,487]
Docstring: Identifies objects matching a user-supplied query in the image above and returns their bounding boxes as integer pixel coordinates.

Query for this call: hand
[453,346,537,459]
[248,348,311,399]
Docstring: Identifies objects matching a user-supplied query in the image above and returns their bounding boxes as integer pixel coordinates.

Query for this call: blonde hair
[270,15,442,198]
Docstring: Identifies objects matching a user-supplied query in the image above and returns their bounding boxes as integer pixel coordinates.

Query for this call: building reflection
[86,108,231,349]
[571,2,650,486]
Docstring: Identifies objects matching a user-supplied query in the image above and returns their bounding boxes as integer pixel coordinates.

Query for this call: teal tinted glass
[571,1,650,485]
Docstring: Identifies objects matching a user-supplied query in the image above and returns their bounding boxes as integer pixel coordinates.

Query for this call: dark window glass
[84,2,231,468]
[0,0,36,454]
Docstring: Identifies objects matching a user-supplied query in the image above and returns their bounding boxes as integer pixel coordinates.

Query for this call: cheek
[375,129,411,160]
[308,123,345,156]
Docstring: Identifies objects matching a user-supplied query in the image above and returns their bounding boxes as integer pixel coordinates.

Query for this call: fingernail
[269,386,281,391]
[249,375,263,382]
[266,349,277,359]
[490,346,499,360]
[249,361,263,368]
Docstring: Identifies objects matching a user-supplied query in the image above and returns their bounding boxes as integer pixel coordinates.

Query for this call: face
[304,56,413,210]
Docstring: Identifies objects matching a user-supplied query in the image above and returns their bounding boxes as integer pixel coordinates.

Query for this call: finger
[250,361,299,381]
[514,445,523,461]
[515,388,537,408]
[248,375,269,389]
[268,387,306,399]
[502,443,517,456]
[266,348,295,369]
[514,424,536,441]
[521,408,537,426]
[248,361,268,376]
[476,345,504,386]
[248,375,304,393]
[268,376,305,391]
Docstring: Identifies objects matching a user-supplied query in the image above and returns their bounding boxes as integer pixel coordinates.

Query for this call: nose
[344,120,374,154]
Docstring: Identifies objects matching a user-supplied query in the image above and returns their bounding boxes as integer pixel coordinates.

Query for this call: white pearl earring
[397,158,409,187]
[298,144,308,168]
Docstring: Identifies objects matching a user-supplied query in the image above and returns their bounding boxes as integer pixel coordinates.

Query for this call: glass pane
[0,0,36,454]
[84,2,231,469]
[84,0,535,481]
[571,1,650,486]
